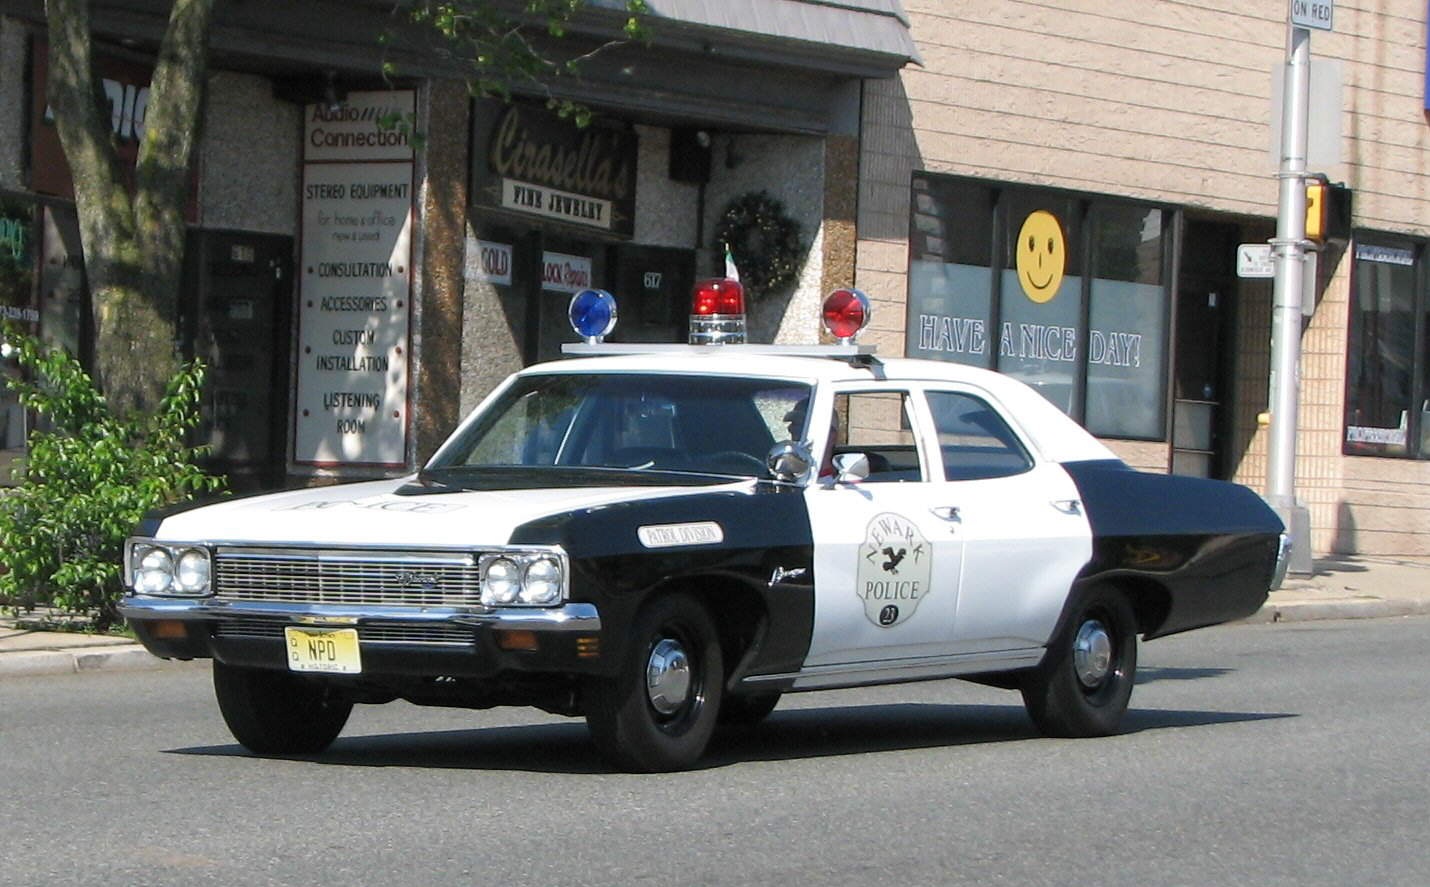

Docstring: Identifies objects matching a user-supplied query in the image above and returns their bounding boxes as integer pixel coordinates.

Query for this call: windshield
[429,373,813,478]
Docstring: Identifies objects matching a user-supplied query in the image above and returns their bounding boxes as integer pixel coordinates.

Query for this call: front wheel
[585,593,724,772]
[718,692,781,726]
[213,661,353,754]
[1021,585,1137,738]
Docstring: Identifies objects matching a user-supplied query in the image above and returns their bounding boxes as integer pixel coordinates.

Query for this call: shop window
[1,197,38,483]
[906,174,1171,441]
[908,178,995,369]
[998,191,1083,413]
[1085,204,1167,439]
[0,199,90,485]
[1344,238,1424,457]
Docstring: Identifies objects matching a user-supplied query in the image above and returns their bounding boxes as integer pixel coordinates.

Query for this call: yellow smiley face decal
[1015,210,1066,304]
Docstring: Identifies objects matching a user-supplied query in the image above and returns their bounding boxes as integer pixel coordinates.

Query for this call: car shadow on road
[1134,666,1235,683]
[166,702,1292,773]
[705,703,1291,766]
[170,722,611,773]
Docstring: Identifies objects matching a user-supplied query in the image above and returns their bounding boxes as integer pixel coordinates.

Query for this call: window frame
[828,386,933,484]
[919,387,1036,482]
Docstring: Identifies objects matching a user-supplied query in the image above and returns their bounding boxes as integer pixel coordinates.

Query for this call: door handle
[1050,499,1082,515]
[930,505,961,522]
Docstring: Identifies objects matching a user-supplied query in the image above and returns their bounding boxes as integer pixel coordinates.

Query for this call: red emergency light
[689,277,747,344]
[822,288,871,343]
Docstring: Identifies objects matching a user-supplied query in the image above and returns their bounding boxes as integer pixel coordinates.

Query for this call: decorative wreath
[713,191,804,297]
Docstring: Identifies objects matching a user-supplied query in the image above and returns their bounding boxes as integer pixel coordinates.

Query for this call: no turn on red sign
[1292,0,1333,31]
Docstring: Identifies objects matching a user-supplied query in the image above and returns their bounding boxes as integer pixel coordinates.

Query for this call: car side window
[833,391,925,482]
[925,390,1034,480]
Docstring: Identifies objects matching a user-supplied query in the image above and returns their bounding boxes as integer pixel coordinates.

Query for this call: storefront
[465,100,691,367]
[0,2,917,489]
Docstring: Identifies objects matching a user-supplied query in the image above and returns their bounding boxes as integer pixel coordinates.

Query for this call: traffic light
[1305,180,1326,241]
[1305,179,1352,244]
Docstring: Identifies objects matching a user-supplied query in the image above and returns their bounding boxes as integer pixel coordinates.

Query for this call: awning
[618,0,922,76]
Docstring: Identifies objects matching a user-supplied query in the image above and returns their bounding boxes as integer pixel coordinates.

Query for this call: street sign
[1291,0,1333,31]
[1237,243,1275,278]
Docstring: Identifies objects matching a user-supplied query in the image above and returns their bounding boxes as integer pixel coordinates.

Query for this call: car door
[803,388,966,668]
[916,387,1093,654]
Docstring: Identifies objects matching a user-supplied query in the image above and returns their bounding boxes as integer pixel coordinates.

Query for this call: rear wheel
[213,661,352,754]
[585,593,724,772]
[1021,585,1137,738]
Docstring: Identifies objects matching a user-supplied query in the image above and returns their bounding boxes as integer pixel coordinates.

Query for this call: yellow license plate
[284,626,361,674]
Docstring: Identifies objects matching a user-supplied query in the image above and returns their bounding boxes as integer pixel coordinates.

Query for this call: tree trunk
[44,0,214,417]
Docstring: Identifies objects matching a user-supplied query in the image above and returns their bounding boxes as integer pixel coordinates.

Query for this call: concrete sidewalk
[3,554,1429,679]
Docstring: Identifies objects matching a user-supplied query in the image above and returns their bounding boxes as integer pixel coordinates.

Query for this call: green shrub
[0,325,225,630]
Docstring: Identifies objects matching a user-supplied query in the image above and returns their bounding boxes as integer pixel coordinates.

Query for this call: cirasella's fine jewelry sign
[294,91,414,467]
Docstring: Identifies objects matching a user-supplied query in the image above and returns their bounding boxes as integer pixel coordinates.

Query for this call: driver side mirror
[766,440,813,483]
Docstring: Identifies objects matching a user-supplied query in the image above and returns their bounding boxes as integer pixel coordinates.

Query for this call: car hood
[147,476,746,548]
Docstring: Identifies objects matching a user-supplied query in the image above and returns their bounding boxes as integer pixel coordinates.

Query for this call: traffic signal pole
[1267,22,1314,574]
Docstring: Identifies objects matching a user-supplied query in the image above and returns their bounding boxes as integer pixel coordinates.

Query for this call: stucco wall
[0,17,26,191]
[198,71,300,235]
[633,124,700,250]
[704,133,826,344]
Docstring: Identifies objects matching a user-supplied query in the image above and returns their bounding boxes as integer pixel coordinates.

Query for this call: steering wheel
[701,450,768,477]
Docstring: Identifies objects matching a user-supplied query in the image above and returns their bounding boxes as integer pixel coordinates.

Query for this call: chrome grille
[214,620,474,646]
[214,548,481,607]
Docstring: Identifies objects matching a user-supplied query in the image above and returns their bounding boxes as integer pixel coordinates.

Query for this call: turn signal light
[495,629,539,652]
[152,620,189,640]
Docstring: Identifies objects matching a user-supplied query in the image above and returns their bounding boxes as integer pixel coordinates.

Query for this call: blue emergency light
[568,288,618,343]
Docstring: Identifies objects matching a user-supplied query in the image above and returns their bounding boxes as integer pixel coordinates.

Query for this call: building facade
[855,0,1430,556]
[2,1,1429,558]
[0,0,914,486]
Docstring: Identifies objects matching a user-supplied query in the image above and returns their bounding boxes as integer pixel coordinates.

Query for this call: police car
[120,282,1289,772]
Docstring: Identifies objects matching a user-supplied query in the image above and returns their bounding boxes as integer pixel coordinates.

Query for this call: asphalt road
[3,616,1428,887]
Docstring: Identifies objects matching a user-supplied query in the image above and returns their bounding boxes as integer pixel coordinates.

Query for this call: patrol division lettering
[637,522,724,548]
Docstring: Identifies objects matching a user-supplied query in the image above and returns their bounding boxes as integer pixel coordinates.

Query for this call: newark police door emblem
[856,513,932,627]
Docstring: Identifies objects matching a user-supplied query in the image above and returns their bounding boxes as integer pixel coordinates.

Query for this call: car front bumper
[119,595,604,678]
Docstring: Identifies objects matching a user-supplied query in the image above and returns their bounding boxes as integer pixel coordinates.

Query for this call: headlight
[175,549,211,594]
[127,541,212,597]
[135,547,174,594]
[483,556,521,604]
[519,557,563,605]
[480,550,566,607]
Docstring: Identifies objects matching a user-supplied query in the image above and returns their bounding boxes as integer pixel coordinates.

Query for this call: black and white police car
[121,282,1289,772]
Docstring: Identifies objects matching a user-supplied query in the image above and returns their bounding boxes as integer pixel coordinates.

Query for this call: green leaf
[0,325,226,626]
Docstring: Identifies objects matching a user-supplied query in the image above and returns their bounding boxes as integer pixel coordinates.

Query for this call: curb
[1243,596,1430,625]
[0,644,170,678]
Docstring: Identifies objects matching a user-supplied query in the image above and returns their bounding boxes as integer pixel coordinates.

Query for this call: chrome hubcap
[646,637,692,716]
[1073,619,1114,688]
